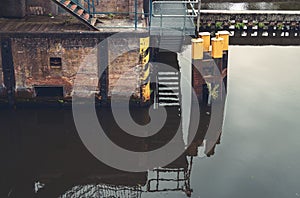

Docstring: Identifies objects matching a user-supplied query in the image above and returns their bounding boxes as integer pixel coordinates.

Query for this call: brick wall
[0,34,143,100]
[10,37,99,98]
[26,0,58,16]
[108,37,141,98]
[93,0,143,15]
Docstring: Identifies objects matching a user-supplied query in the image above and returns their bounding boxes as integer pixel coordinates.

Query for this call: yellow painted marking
[143,52,150,64]
[140,36,151,102]
[142,81,151,101]
[140,37,150,53]
[143,64,150,81]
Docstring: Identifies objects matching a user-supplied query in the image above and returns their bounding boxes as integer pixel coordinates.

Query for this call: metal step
[158,92,179,96]
[159,97,179,101]
[158,86,179,90]
[158,81,179,85]
[158,72,178,75]
[159,102,180,107]
[158,76,179,81]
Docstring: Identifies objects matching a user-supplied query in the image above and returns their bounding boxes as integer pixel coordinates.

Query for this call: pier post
[211,35,224,102]
[217,31,229,92]
[1,38,16,107]
[191,38,204,102]
[198,32,210,54]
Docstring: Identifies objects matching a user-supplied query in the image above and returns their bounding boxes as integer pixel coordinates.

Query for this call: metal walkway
[150,1,196,36]
[150,1,197,53]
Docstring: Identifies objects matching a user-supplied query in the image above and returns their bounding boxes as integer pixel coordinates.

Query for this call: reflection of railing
[146,157,193,196]
[60,184,142,198]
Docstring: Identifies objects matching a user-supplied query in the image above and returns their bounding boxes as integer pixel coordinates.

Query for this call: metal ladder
[157,71,180,107]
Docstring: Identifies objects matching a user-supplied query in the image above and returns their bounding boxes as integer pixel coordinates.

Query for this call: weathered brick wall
[11,37,99,98]
[26,0,58,16]
[108,37,141,98]
[96,0,129,13]
[93,0,143,15]
[0,34,143,100]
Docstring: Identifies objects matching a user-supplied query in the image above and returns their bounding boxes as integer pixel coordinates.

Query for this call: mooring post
[217,30,229,92]
[198,32,211,105]
[191,38,204,102]
[1,38,16,107]
[198,32,210,56]
[211,34,224,102]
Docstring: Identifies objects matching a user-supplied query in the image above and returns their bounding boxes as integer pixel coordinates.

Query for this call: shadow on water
[0,101,222,198]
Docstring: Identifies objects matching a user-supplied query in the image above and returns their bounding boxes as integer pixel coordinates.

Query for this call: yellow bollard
[198,32,211,52]
[191,38,204,60]
[217,31,230,51]
[211,37,224,59]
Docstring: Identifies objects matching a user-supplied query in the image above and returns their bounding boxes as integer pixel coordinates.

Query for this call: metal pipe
[135,0,138,30]
[197,0,201,33]
[92,0,95,14]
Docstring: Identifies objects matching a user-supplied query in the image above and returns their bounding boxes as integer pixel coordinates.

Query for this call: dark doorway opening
[34,86,64,97]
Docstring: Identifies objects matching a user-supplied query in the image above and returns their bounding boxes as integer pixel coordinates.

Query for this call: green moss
[258,22,265,28]
[235,22,245,30]
[216,21,223,29]
[277,23,284,30]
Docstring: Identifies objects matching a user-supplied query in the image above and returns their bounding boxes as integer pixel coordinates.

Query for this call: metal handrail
[152,0,198,17]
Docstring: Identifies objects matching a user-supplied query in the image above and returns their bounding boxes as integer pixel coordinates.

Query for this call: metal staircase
[51,0,99,30]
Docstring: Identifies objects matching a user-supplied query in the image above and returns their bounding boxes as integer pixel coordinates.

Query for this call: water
[202,2,300,10]
[1,45,299,197]
[189,46,300,198]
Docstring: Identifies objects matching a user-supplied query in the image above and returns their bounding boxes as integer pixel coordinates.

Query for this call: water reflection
[0,101,222,197]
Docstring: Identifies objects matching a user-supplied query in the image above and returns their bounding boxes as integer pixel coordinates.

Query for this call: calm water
[188,46,300,198]
[0,46,299,197]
